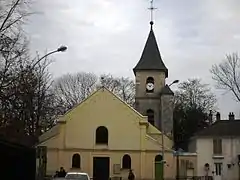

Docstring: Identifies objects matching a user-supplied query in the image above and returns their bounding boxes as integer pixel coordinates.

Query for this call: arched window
[95,126,108,144]
[146,109,154,125]
[146,77,154,84]
[72,153,81,168]
[122,154,131,169]
[146,77,154,93]
[155,154,163,162]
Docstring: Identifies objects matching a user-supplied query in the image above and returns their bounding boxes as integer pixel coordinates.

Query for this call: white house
[188,112,240,180]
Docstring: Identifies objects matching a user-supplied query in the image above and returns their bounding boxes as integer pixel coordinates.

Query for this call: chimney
[229,112,235,120]
[216,112,221,121]
[208,110,213,124]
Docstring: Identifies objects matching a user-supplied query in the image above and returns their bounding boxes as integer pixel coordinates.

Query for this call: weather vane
[148,0,157,26]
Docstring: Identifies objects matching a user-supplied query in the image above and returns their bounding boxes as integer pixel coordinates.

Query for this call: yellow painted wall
[38,88,181,179]
[46,149,178,179]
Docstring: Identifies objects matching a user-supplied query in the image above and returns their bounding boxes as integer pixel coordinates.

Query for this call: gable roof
[58,87,167,134]
[194,120,240,137]
[39,86,173,147]
[62,86,146,120]
[133,26,168,77]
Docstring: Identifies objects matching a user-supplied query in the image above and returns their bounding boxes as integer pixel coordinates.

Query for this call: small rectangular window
[213,139,222,155]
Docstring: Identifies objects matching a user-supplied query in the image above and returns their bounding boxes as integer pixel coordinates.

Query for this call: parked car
[65,172,90,180]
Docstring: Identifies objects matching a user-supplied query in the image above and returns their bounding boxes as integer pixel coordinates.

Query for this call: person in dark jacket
[58,167,67,177]
[128,169,135,180]
[53,171,59,178]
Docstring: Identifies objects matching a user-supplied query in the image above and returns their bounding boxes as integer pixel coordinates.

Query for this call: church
[37,17,197,180]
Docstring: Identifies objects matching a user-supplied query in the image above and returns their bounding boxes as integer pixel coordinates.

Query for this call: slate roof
[195,119,240,137]
[160,84,174,95]
[133,25,168,77]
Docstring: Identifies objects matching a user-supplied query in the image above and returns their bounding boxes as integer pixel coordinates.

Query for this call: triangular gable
[61,87,148,122]
[62,87,169,137]
[40,87,170,145]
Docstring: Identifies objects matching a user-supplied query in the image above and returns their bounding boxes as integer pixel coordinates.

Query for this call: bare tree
[0,0,31,35]
[0,0,31,91]
[174,78,217,112]
[211,53,240,102]
[0,0,59,145]
[53,73,135,115]
[0,0,31,141]
[173,78,217,150]
[53,72,98,113]
[0,53,57,145]
[100,74,135,106]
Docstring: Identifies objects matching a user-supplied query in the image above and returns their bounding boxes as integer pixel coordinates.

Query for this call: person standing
[128,169,135,180]
[58,167,67,177]
[53,171,59,178]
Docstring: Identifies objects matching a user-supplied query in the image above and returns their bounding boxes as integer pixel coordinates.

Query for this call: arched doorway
[155,154,163,180]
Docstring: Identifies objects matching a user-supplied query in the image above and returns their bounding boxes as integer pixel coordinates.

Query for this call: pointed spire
[133,24,168,77]
[133,0,168,76]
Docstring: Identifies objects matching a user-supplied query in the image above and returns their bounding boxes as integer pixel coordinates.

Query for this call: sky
[25,0,240,118]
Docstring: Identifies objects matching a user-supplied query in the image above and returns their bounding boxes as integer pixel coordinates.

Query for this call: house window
[213,139,222,154]
[215,163,222,175]
[122,154,131,169]
[146,109,154,125]
[95,126,108,144]
[72,153,81,169]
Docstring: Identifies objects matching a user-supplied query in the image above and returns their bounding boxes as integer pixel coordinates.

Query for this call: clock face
[146,83,154,91]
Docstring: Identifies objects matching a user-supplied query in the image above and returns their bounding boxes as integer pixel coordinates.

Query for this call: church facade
[37,22,196,180]
[38,87,175,179]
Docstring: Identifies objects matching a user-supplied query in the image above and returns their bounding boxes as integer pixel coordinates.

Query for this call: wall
[196,137,240,180]
[135,71,166,98]
[64,89,145,150]
[46,149,175,179]
[41,88,175,179]
[178,154,198,177]
[135,71,165,129]
[160,95,174,137]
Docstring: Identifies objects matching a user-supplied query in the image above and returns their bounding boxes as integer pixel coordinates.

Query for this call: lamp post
[32,45,67,68]
[0,46,67,90]
[169,79,179,87]
[161,79,179,180]
[33,46,67,180]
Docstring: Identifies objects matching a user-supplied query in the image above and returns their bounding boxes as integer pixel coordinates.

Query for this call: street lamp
[1,45,68,89]
[169,80,179,87]
[32,45,67,68]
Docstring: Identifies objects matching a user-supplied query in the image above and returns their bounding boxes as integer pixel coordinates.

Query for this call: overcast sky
[25,0,240,118]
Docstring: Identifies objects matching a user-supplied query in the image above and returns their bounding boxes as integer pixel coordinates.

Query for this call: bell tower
[133,1,174,134]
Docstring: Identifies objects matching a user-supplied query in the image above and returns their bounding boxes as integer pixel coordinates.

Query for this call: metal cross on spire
[148,0,157,27]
